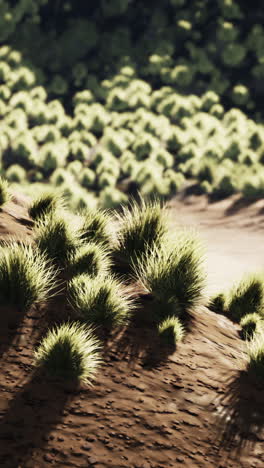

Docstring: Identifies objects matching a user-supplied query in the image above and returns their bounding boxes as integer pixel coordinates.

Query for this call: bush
[134,232,205,317]
[80,168,96,188]
[240,313,263,341]
[69,243,111,278]
[34,213,79,266]
[0,177,10,207]
[34,322,102,384]
[28,190,63,221]
[5,165,26,183]
[115,198,168,269]
[158,316,185,345]
[68,274,133,329]
[0,243,57,312]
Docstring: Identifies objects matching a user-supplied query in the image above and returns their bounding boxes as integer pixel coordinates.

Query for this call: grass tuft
[115,197,168,269]
[68,274,133,329]
[0,177,10,207]
[0,243,57,311]
[158,316,185,346]
[79,208,113,247]
[34,212,80,266]
[227,273,264,322]
[209,293,227,314]
[69,242,111,278]
[247,334,264,378]
[34,322,102,384]
[28,190,63,221]
[134,231,205,318]
[240,313,263,340]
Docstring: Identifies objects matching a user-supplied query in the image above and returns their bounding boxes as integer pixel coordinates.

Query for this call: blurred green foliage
[0,2,264,207]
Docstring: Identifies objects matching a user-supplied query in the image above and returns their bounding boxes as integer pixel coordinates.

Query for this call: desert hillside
[1,194,264,468]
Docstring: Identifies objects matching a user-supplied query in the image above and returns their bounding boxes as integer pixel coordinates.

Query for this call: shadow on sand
[0,369,101,468]
[213,370,264,464]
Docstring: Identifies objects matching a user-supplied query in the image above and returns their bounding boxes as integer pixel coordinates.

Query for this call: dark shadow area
[104,295,195,370]
[224,196,257,216]
[0,285,71,363]
[214,370,264,462]
[104,323,176,370]
[0,306,29,361]
[0,370,100,468]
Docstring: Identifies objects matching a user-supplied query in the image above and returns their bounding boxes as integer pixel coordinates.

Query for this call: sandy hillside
[1,194,264,468]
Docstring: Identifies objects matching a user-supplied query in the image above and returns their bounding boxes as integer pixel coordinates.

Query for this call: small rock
[43,453,54,463]
[88,456,97,465]
[81,444,92,451]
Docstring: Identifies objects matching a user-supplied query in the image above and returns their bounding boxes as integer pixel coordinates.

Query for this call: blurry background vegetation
[1,0,264,210]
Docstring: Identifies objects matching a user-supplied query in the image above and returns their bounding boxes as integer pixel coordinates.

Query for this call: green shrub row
[1,45,264,206]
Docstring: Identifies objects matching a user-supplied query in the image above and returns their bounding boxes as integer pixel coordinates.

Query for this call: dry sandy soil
[1,193,264,468]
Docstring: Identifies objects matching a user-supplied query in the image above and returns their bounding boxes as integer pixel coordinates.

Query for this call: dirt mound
[1,195,264,468]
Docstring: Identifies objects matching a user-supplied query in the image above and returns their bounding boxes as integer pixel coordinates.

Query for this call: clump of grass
[115,197,168,269]
[69,243,111,278]
[0,177,10,207]
[34,322,102,384]
[28,190,63,221]
[34,212,79,266]
[0,243,57,311]
[240,313,263,340]
[134,231,205,318]
[158,316,185,346]
[209,293,227,314]
[227,273,264,322]
[68,274,133,329]
[247,334,264,378]
[79,208,113,247]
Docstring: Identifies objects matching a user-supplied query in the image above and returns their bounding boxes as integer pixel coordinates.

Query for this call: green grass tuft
[240,313,263,340]
[209,293,227,314]
[227,273,264,322]
[79,208,113,247]
[69,242,111,278]
[0,177,10,207]
[247,334,264,378]
[68,274,133,329]
[115,197,168,269]
[0,243,57,311]
[28,190,63,221]
[158,316,185,345]
[134,231,205,318]
[34,322,102,384]
[34,212,80,266]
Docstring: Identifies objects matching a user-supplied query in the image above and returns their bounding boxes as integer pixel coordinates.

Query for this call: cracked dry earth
[1,194,264,468]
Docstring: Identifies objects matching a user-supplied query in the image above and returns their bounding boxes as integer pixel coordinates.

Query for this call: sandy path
[169,195,264,294]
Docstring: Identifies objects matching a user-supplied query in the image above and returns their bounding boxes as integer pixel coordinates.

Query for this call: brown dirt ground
[1,194,264,468]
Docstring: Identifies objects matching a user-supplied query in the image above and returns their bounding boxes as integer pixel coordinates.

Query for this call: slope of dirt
[1,194,264,468]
